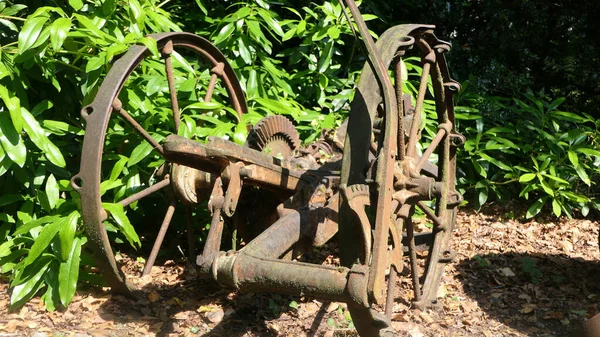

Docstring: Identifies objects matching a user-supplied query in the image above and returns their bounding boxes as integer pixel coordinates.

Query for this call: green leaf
[31,100,54,116]
[552,199,561,217]
[127,134,163,167]
[58,212,79,262]
[22,218,64,268]
[246,69,258,98]
[549,111,587,123]
[479,152,511,171]
[18,16,48,53]
[10,259,51,307]
[0,86,23,133]
[68,0,84,10]
[574,147,600,157]
[58,237,82,306]
[194,0,207,15]
[0,113,26,167]
[471,158,487,178]
[238,37,252,65]
[45,174,59,210]
[50,18,71,52]
[540,179,554,197]
[296,20,306,36]
[0,18,17,32]
[526,197,546,218]
[102,203,141,248]
[21,107,66,167]
[327,26,341,39]
[85,52,106,73]
[213,23,234,45]
[478,188,488,207]
[0,194,23,207]
[519,173,536,183]
[567,150,579,167]
[317,40,334,73]
[183,101,223,111]
[233,122,247,145]
[548,97,565,110]
[13,215,59,236]
[574,164,591,186]
[171,50,196,75]
[138,37,159,58]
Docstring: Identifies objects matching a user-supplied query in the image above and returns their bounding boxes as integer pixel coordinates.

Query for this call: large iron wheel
[72,33,247,296]
[339,24,461,336]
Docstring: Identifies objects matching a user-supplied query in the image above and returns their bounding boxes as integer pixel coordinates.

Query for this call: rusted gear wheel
[72,33,247,296]
[246,115,300,158]
[233,115,300,242]
[339,24,461,337]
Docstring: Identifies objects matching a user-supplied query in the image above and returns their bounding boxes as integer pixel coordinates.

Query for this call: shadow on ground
[456,251,600,337]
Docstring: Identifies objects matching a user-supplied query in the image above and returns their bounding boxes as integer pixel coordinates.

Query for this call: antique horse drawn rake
[72,1,462,335]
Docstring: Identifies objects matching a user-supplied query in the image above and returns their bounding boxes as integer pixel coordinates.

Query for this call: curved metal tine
[112,98,164,155]
[406,39,435,159]
[142,199,177,276]
[162,40,181,133]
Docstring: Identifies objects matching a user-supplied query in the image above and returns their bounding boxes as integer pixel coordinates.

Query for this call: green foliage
[521,257,543,284]
[0,0,189,310]
[455,85,600,218]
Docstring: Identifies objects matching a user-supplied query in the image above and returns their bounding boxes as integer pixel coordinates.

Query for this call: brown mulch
[1,206,599,337]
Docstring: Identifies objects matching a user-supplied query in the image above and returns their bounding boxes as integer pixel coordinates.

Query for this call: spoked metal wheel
[72,33,247,296]
[339,24,462,336]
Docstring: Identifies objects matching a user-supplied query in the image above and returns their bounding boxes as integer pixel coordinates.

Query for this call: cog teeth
[246,115,301,157]
[344,184,370,201]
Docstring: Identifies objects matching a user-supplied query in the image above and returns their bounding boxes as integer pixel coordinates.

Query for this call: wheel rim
[340,24,461,335]
[72,32,248,295]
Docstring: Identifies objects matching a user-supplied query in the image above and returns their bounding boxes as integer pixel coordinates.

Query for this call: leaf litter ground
[1,205,599,337]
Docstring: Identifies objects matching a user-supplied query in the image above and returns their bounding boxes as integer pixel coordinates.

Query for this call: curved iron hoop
[72,32,248,295]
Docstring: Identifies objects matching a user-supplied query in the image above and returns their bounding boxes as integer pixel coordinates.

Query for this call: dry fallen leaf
[520,303,536,314]
[147,291,160,303]
[205,308,224,324]
[419,312,435,324]
[499,267,516,277]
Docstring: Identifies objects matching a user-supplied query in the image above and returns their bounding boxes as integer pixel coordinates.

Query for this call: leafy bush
[455,86,600,218]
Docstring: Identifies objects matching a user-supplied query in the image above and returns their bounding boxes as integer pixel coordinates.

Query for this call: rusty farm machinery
[71,1,463,335]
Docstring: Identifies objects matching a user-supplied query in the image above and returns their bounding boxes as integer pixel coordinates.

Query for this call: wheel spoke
[117,177,171,208]
[185,206,196,262]
[112,98,164,156]
[204,62,224,103]
[414,122,451,173]
[406,216,421,301]
[385,269,397,318]
[416,200,446,230]
[406,40,435,158]
[142,199,176,276]
[395,56,405,161]
[162,41,181,133]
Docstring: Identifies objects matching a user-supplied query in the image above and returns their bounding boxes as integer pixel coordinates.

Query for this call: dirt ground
[1,206,599,337]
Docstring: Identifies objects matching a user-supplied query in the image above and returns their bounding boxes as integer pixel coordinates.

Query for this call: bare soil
[1,206,599,337]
